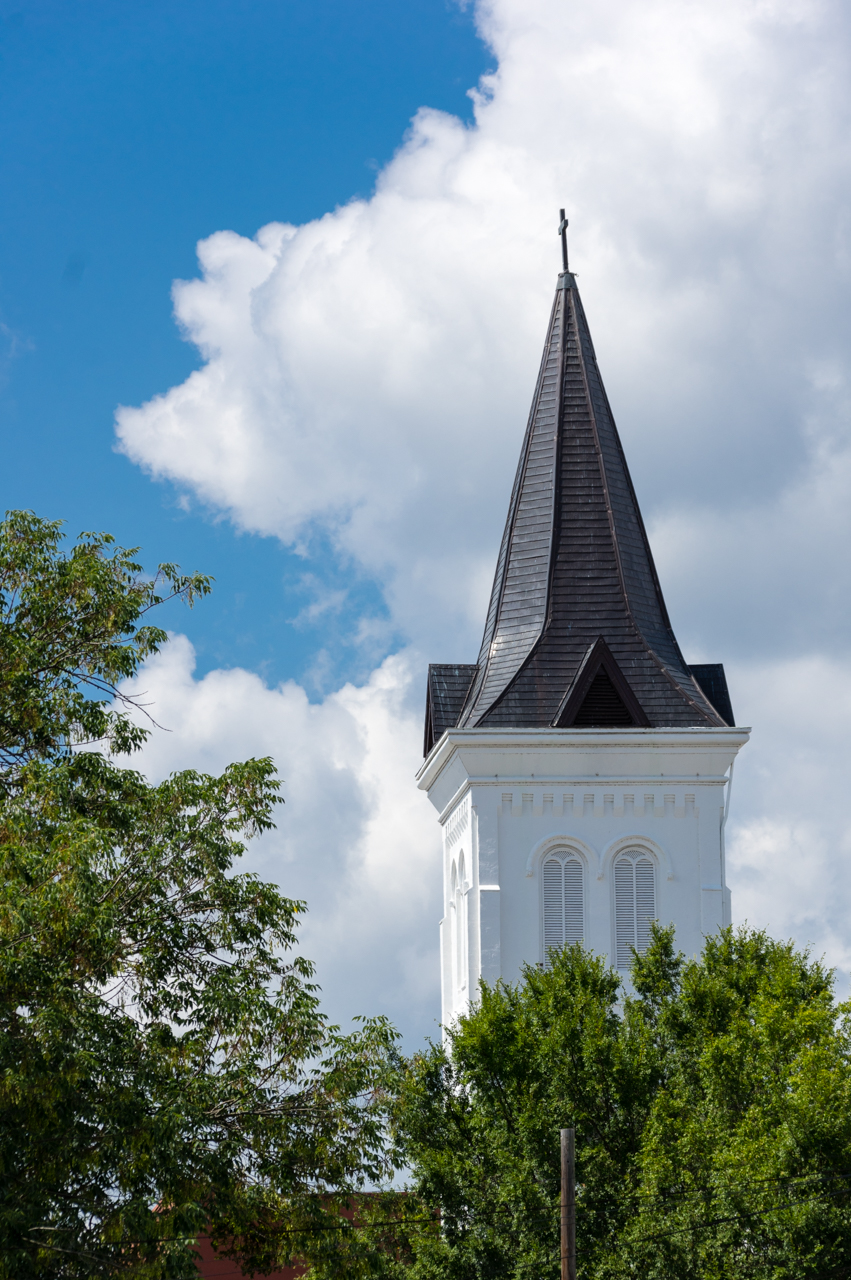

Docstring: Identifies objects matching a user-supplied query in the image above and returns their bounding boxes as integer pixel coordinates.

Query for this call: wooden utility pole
[560,1127,576,1280]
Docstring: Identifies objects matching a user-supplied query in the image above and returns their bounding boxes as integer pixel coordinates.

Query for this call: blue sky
[0,0,487,688]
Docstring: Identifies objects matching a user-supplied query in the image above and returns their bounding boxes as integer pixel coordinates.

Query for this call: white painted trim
[417,726,751,791]
[719,758,735,899]
[601,833,673,881]
[435,774,730,829]
[466,775,729,787]
[722,759,736,829]
[437,780,472,826]
[525,832,600,878]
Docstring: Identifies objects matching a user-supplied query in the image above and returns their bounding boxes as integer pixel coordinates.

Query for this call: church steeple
[424,228,732,754]
[418,220,749,1017]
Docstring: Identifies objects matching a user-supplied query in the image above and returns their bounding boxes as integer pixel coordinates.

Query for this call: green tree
[390,944,660,1280]
[0,511,399,1279]
[391,928,851,1280]
[618,928,851,1279]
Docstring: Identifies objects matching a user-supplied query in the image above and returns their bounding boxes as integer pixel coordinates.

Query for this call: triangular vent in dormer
[573,669,632,727]
[554,637,649,729]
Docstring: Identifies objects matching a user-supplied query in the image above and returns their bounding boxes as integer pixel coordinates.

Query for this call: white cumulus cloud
[116,0,851,657]
[727,653,851,987]
[117,0,851,1024]
[123,636,439,1042]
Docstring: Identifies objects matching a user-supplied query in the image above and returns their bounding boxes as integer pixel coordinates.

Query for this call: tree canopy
[0,511,399,1279]
[390,927,851,1280]
[0,509,211,771]
[5,509,850,1280]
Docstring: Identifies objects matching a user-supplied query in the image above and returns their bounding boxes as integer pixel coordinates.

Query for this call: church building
[417,220,750,1022]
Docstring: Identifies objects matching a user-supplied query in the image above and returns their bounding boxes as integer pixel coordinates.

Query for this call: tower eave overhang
[417,725,751,797]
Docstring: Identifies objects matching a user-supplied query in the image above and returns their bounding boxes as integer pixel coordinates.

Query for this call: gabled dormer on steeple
[424,254,733,755]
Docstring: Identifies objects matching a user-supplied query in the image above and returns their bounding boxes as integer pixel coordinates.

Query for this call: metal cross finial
[558,208,569,273]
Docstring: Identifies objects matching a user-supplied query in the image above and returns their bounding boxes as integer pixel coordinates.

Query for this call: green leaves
[390,929,851,1280]
[11,503,849,1280]
[0,511,400,1278]
[0,509,212,772]
[391,944,655,1280]
[616,930,851,1280]
[0,752,401,1277]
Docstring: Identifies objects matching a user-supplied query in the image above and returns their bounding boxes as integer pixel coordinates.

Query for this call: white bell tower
[418,727,748,1021]
[418,245,749,1023]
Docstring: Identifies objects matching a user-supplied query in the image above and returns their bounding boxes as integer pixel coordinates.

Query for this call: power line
[626,1182,851,1247]
[612,1167,851,1212]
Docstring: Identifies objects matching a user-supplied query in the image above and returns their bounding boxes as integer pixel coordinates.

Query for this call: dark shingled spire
[422,257,733,756]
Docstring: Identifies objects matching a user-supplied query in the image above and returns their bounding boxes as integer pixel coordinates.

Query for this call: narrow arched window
[542,851,584,967]
[456,852,468,992]
[449,861,458,989]
[614,851,656,969]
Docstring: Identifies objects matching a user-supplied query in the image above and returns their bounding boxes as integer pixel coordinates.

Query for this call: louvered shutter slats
[542,853,584,967]
[614,852,657,969]
[563,859,583,946]
[635,858,656,954]
[614,859,635,968]
[543,859,564,964]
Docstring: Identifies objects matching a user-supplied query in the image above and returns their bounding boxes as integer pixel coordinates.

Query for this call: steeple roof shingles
[426,266,730,753]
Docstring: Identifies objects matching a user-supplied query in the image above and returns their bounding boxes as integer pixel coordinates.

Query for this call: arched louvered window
[449,861,458,991]
[455,852,468,992]
[542,851,584,967]
[614,851,656,969]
